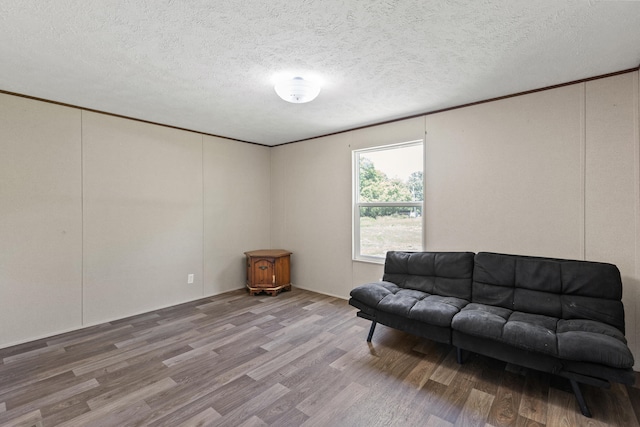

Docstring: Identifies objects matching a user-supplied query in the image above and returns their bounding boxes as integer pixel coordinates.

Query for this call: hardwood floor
[0,287,638,426]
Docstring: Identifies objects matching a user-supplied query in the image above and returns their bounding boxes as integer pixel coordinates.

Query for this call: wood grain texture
[0,287,637,426]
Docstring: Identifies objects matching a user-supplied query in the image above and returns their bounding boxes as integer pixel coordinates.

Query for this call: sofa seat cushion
[350,281,399,308]
[350,281,468,327]
[453,305,561,356]
[451,303,512,341]
[452,303,634,368]
[502,312,559,356]
[453,304,561,354]
[557,319,634,369]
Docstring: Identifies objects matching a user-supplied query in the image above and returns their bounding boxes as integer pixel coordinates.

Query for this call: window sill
[352,257,385,265]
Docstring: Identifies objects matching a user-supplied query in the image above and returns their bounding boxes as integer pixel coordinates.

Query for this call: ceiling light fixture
[274,76,321,103]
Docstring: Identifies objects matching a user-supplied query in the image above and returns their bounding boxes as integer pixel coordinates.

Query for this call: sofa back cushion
[472,252,625,332]
[382,251,475,300]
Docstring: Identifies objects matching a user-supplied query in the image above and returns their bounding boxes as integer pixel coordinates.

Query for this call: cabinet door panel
[253,259,274,286]
[274,256,290,286]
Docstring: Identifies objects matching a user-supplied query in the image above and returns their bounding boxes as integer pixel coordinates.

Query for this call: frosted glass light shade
[274,77,321,103]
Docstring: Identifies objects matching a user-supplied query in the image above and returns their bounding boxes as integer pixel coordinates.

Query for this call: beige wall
[584,73,639,361]
[271,72,640,366]
[0,95,271,347]
[424,84,584,257]
[204,136,271,295]
[0,94,82,345]
[270,132,354,298]
[82,112,205,324]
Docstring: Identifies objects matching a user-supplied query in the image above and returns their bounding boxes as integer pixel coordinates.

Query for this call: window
[353,141,424,262]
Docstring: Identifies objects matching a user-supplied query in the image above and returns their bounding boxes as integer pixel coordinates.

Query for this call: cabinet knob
[258,266,268,270]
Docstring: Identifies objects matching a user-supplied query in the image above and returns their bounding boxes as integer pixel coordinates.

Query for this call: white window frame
[353,140,424,263]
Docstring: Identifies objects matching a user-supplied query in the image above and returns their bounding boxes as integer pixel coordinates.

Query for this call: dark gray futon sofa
[349,251,635,417]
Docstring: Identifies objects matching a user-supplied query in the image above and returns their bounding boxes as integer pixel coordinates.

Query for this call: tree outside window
[353,141,423,262]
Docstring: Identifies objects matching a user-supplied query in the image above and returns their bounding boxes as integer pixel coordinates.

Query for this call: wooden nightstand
[244,249,292,296]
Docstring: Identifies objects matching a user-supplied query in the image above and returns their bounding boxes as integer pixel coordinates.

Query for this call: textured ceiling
[1,1,640,145]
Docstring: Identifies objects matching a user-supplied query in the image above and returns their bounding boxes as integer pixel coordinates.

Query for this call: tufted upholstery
[450,252,634,369]
[350,251,474,331]
[381,251,475,300]
[351,282,469,328]
[470,252,625,331]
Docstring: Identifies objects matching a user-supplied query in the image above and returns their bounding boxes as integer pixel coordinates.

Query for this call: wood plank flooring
[0,287,638,426]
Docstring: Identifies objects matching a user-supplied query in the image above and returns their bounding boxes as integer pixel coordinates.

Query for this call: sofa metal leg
[569,379,592,418]
[456,347,464,364]
[366,321,377,342]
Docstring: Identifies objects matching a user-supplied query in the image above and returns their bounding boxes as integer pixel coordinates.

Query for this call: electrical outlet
[187,274,194,284]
